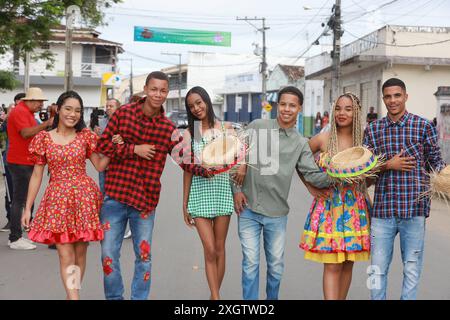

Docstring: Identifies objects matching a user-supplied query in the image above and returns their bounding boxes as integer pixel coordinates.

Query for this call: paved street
[1,158,450,300]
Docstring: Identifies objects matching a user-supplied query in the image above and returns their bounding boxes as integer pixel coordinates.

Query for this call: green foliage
[0,0,122,89]
[0,70,20,91]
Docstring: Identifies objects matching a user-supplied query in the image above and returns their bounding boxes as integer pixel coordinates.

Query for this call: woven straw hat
[327,146,377,178]
[202,135,243,168]
[21,87,48,101]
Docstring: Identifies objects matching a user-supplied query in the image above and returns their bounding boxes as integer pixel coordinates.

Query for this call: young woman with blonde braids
[299,93,371,300]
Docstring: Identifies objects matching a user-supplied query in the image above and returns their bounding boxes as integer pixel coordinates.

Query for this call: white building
[159,52,304,118]
[305,25,450,121]
[0,25,123,120]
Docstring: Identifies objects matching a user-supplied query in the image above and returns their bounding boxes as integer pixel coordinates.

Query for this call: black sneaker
[0,221,10,232]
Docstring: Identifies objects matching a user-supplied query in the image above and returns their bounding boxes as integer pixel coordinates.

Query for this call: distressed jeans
[369,216,425,300]
[238,208,288,300]
[100,197,156,300]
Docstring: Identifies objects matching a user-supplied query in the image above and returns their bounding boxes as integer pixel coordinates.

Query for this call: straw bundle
[429,165,450,200]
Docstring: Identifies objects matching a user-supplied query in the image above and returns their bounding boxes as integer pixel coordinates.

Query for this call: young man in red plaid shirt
[97,71,210,300]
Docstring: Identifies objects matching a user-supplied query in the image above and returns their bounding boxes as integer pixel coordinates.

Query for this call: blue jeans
[100,197,156,300]
[369,216,425,300]
[238,208,287,300]
[98,171,106,195]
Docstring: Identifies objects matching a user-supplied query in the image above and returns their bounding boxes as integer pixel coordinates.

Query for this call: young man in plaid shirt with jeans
[97,71,210,300]
[364,78,445,300]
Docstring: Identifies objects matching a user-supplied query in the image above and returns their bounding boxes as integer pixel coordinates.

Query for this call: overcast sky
[96,0,450,76]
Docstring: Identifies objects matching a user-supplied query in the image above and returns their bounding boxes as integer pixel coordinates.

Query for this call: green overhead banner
[134,26,231,47]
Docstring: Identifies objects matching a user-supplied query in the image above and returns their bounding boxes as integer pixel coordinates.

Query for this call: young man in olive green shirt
[233,86,329,300]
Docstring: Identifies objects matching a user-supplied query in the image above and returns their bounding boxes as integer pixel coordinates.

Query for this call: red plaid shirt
[97,99,207,212]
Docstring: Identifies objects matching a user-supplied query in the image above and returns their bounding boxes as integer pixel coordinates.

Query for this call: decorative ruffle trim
[28,229,104,245]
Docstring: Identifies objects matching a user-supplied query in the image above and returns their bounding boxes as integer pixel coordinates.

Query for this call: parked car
[167,110,188,129]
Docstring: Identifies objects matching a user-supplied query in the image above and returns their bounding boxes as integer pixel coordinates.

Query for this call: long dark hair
[185,86,216,141]
[52,91,86,132]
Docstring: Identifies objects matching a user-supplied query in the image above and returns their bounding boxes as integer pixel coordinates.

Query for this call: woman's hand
[305,183,331,199]
[21,208,32,232]
[183,206,195,228]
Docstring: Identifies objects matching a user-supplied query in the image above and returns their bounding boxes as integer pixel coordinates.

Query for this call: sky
[94,0,450,77]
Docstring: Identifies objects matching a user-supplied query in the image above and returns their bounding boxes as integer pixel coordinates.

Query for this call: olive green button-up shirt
[234,119,329,217]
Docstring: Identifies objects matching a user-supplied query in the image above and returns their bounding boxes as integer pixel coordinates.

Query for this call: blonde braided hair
[326,92,364,157]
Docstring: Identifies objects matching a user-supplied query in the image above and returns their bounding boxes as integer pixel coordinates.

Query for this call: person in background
[314,112,322,135]
[95,98,121,195]
[6,88,53,250]
[366,106,378,125]
[1,94,25,233]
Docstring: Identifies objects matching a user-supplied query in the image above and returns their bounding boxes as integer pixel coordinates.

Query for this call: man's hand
[386,149,416,172]
[94,126,102,136]
[134,144,156,160]
[234,192,248,215]
[45,116,54,128]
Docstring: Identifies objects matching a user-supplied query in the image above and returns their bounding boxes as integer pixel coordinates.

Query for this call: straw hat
[21,87,48,101]
[327,146,378,180]
[201,134,246,175]
[202,135,242,167]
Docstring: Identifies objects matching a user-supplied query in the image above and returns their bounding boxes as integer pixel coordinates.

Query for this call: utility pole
[129,57,133,99]
[119,58,134,102]
[162,52,182,110]
[237,16,270,119]
[330,0,342,107]
[64,5,80,92]
[24,51,30,91]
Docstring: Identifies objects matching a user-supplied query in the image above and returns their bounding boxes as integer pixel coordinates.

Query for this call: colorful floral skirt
[300,184,371,263]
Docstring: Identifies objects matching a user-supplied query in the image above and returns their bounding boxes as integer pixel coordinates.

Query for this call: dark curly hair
[51,91,86,132]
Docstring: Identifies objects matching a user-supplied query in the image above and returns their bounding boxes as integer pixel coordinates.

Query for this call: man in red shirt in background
[7,87,53,250]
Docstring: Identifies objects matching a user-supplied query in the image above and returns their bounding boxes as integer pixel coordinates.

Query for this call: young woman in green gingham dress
[182,86,235,300]
[187,123,234,218]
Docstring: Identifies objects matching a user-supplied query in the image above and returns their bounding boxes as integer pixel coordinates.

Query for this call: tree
[0,0,122,90]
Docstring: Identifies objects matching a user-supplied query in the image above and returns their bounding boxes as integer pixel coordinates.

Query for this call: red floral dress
[27,128,104,244]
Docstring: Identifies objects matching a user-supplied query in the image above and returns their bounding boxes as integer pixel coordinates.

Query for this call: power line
[269,0,331,49]
[124,51,260,68]
[345,0,401,24]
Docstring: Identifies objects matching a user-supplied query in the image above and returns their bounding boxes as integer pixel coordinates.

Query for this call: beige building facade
[305,25,450,121]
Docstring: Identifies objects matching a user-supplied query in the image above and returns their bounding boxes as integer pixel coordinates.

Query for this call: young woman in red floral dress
[21,91,114,300]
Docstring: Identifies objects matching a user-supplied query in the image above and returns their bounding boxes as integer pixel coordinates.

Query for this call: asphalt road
[1,158,449,300]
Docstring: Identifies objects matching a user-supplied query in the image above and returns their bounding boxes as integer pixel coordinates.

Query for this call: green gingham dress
[187,123,234,219]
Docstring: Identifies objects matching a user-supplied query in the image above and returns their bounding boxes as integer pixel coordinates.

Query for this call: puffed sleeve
[81,128,99,158]
[28,131,48,165]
